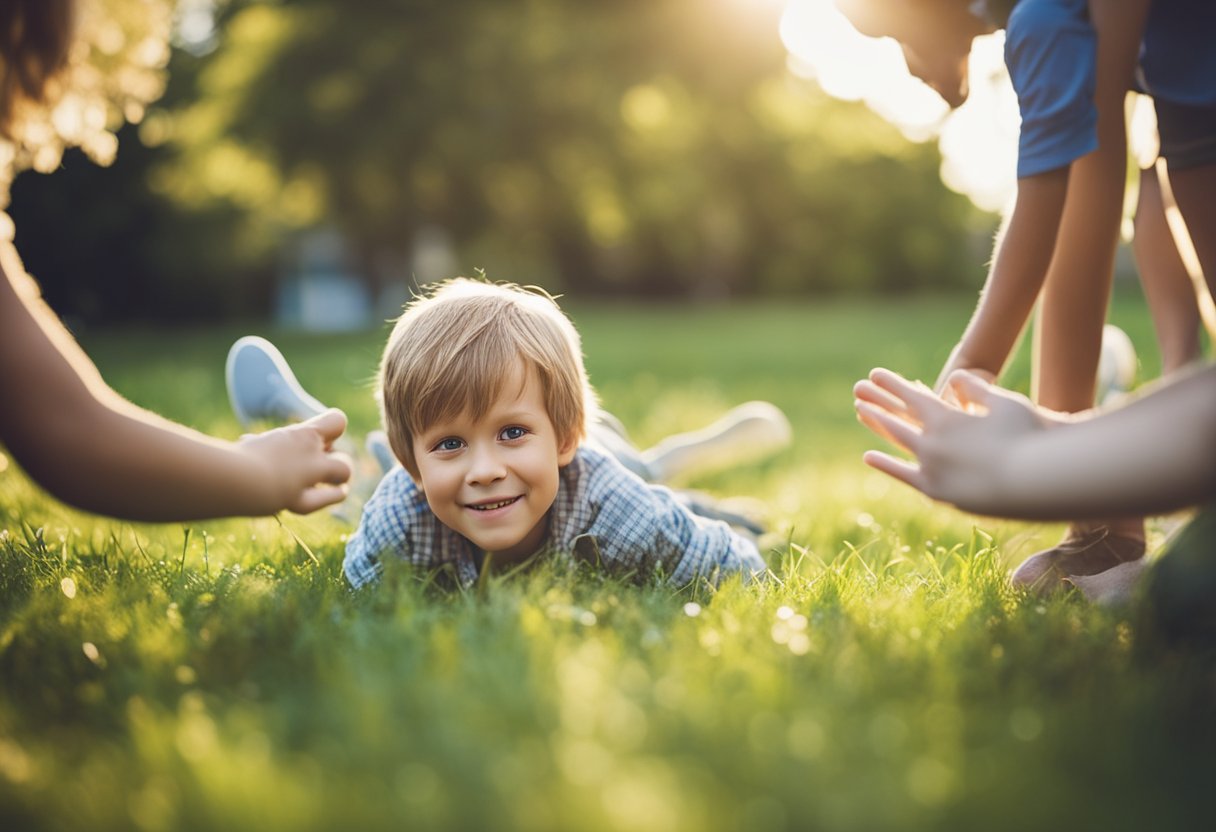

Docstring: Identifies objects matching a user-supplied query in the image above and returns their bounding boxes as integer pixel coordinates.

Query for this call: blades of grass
[275,515,321,567]
[922,542,948,585]
[179,527,192,577]
[129,526,153,568]
[841,538,880,583]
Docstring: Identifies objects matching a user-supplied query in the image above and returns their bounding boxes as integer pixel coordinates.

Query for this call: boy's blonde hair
[379,278,597,478]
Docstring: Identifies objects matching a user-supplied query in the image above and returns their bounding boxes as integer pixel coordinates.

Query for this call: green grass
[2,289,1213,831]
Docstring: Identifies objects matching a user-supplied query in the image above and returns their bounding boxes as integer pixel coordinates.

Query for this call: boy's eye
[500,426,529,441]
[433,437,464,452]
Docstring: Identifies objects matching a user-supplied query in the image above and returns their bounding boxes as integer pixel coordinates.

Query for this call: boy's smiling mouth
[466,496,522,511]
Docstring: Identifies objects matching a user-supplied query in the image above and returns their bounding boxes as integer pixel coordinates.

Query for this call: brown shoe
[1067,559,1150,606]
[1010,527,1146,595]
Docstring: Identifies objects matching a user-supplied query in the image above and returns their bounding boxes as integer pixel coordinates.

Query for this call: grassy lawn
[1,289,1212,831]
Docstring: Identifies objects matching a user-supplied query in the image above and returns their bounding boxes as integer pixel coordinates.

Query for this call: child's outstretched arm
[936,0,1151,406]
[935,169,1068,391]
[0,251,353,521]
[855,365,1216,520]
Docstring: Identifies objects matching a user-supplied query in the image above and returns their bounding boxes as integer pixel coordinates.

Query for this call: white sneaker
[225,336,327,428]
[1096,324,1137,405]
[365,430,399,475]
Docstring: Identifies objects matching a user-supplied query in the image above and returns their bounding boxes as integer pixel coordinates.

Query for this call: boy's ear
[557,431,579,466]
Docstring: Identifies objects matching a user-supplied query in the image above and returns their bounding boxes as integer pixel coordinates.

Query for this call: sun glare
[779,0,1017,212]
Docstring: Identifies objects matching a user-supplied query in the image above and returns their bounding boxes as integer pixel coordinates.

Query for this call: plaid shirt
[343,443,765,589]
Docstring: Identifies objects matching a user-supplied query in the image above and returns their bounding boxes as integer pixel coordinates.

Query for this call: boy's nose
[465,444,507,485]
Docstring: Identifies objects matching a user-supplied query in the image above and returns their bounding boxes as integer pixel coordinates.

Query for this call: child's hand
[935,363,996,407]
[853,368,1046,514]
[238,408,354,514]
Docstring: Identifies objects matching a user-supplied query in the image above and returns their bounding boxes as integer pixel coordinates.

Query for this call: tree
[1,0,172,207]
[5,0,282,322]
[163,0,985,299]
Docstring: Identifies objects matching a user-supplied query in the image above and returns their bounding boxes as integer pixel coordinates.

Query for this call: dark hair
[0,0,76,141]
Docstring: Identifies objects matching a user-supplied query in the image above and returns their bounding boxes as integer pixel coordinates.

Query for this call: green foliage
[0,0,172,199]
[8,132,274,322]
[9,0,994,323]
[158,0,988,299]
[3,295,1210,830]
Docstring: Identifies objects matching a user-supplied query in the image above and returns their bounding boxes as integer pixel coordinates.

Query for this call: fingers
[854,397,906,449]
[287,451,352,514]
[856,400,923,454]
[853,378,916,423]
[943,370,993,415]
[853,368,935,450]
[317,450,354,486]
[300,408,348,449]
[861,450,925,492]
[291,483,350,515]
[277,412,354,485]
[867,368,944,422]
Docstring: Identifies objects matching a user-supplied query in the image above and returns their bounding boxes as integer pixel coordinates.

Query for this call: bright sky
[778,0,1019,212]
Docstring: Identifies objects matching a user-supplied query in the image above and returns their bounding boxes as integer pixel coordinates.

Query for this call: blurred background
[4,0,1041,330]
[6,10,1208,830]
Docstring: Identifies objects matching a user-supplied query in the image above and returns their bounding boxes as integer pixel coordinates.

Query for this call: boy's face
[411,362,577,564]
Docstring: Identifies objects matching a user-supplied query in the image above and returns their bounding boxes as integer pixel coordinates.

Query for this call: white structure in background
[411,224,460,287]
[275,226,371,331]
[780,0,1018,213]
[371,224,461,321]
[276,224,461,330]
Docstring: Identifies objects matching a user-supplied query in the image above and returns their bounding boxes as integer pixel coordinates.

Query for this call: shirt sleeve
[1005,0,1098,178]
[342,468,415,588]
[573,450,766,586]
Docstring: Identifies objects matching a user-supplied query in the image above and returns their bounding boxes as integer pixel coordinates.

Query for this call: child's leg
[587,407,778,535]
[1133,161,1205,373]
[226,336,328,428]
[1013,0,1151,591]
[640,401,791,484]
[1164,160,1216,303]
[587,412,655,481]
[1152,94,1216,304]
[1167,165,1216,299]
[589,402,792,485]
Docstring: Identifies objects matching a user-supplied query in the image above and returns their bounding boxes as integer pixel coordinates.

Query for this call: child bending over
[833,0,1216,593]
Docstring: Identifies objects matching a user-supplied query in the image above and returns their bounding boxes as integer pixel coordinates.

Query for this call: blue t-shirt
[1005,0,1216,178]
[1139,0,1216,108]
[1004,0,1097,178]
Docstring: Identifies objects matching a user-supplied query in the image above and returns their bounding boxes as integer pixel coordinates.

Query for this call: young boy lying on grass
[230,278,777,589]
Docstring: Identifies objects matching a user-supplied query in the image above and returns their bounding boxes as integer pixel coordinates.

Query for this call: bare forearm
[937,170,1069,389]
[0,314,284,518]
[12,400,286,521]
[995,367,1216,519]
[2,254,345,520]
[1032,2,1141,410]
